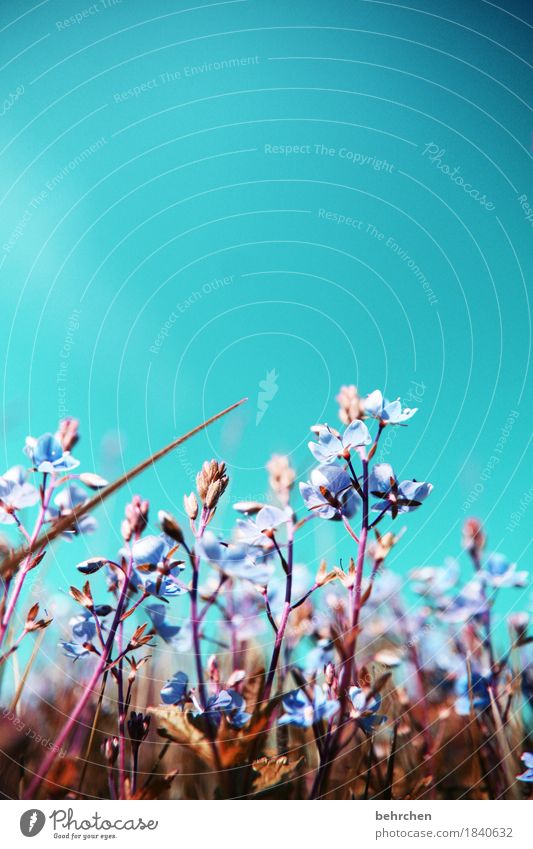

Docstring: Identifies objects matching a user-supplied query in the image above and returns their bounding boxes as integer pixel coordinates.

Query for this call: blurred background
[0,0,531,682]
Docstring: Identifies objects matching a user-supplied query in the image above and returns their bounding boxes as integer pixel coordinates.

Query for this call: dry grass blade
[488,689,521,800]
[0,397,247,579]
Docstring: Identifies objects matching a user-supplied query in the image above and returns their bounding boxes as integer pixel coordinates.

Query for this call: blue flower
[348,687,387,733]
[24,433,79,474]
[278,685,339,728]
[517,752,533,782]
[130,534,186,598]
[60,641,91,661]
[46,484,97,536]
[369,464,432,518]
[438,579,487,623]
[193,689,251,728]
[409,558,460,600]
[146,603,191,649]
[0,466,39,524]
[161,671,189,705]
[364,390,417,425]
[308,420,371,464]
[299,464,360,520]
[454,670,492,716]
[236,505,292,545]
[304,639,334,675]
[479,553,528,589]
[69,612,97,643]
[197,531,274,586]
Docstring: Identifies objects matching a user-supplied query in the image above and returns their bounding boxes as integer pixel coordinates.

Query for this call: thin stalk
[24,557,133,798]
[262,522,294,702]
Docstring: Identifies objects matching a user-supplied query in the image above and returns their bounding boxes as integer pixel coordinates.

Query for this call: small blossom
[147,604,191,649]
[236,505,292,545]
[60,641,92,661]
[364,390,417,425]
[0,466,39,524]
[130,534,186,598]
[278,685,339,728]
[369,464,432,518]
[308,420,371,464]
[46,484,97,536]
[300,464,360,520]
[161,671,189,705]
[409,558,460,600]
[479,553,528,589]
[24,433,79,474]
[192,689,250,728]
[197,531,274,586]
[517,752,533,782]
[348,687,387,733]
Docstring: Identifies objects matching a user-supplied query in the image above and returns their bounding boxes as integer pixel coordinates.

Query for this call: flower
[46,484,97,536]
[454,670,492,716]
[348,687,387,733]
[299,464,360,520]
[517,752,533,782]
[146,603,191,650]
[437,579,487,623]
[369,464,432,518]
[236,505,292,545]
[0,466,39,524]
[60,641,91,661]
[479,553,528,589]
[409,558,460,600]
[193,689,251,728]
[130,534,186,598]
[24,433,79,474]
[160,671,189,705]
[197,531,274,586]
[278,685,339,727]
[364,390,417,425]
[308,420,371,464]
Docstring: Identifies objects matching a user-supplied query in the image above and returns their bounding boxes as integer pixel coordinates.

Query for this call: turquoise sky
[0,0,532,656]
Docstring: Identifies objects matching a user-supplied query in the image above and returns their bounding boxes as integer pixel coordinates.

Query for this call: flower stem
[262,522,293,702]
[24,556,133,798]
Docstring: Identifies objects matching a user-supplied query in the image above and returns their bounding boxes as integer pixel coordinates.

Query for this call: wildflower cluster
[0,390,530,802]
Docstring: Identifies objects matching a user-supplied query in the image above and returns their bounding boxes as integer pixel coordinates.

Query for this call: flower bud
[336,385,364,425]
[57,417,80,451]
[184,492,199,520]
[462,518,486,556]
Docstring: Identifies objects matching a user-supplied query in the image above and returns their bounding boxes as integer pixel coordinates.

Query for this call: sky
[0,0,532,664]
